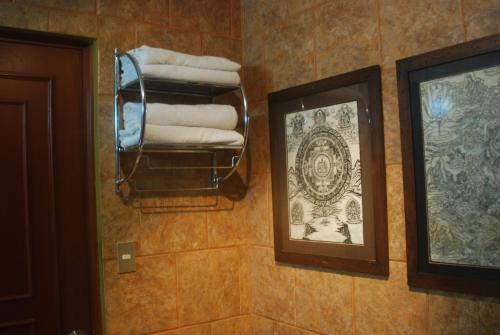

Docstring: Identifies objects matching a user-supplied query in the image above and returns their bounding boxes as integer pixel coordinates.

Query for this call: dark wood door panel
[0,30,101,334]
[0,101,31,302]
[0,319,35,335]
[0,75,60,334]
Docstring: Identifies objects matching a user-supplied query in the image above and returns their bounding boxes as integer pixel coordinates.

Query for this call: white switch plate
[117,242,136,273]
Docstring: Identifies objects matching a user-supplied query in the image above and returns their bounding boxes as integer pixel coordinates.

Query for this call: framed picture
[268,66,388,275]
[397,34,500,297]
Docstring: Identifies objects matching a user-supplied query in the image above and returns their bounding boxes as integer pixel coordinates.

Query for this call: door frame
[0,26,102,335]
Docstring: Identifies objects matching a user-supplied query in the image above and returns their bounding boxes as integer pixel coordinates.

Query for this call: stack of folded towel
[119,102,244,148]
[120,45,241,86]
[119,46,244,148]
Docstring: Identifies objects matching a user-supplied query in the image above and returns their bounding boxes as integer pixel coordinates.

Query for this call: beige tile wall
[241,0,500,334]
[1,0,499,334]
[0,0,248,334]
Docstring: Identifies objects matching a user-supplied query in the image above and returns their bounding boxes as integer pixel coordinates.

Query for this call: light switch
[117,242,136,273]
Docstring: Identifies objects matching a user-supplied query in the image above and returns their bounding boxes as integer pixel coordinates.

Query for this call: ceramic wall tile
[243,67,272,104]
[315,0,379,79]
[97,16,136,95]
[250,315,274,335]
[355,261,427,334]
[104,255,177,334]
[153,324,211,335]
[100,179,141,260]
[202,34,242,64]
[274,323,320,335]
[463,0,500,40]
[0,3,49,31]
[248,112,271,176]
[136,24,201,54]
[381,66,402,165]
[379,0,464,68]
[211,315,251,335]
[99,0,168,24]
[231,0,242,38]
[207,198,247,248]
[249,247,295,324]
[295,268,353,334]
[139,211,208,255]
[428,293,500,334]
[48,10,98,37]
[177,248,241,325]
[17,0,96,12]
[386,164,406,261]
[247,174,270,246]
[264,12,315,91]
[239,246,252,314]
[171,0,231,36]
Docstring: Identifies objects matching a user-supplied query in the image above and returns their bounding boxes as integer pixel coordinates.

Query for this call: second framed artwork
[268,66,388,275]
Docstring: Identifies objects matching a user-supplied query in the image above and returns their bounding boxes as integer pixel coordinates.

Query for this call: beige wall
[1,0,499,334]
[241,0,500,334]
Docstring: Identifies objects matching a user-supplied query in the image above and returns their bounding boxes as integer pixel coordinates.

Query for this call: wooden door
[0,30,101,335]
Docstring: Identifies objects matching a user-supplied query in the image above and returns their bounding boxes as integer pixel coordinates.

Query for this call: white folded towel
[123,102,238,130]
[119,125,244,148]
[128,45,241,71]
[121,61,241,86]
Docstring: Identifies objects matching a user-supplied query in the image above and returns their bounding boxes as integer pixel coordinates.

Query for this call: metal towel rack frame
[113,48,250,193]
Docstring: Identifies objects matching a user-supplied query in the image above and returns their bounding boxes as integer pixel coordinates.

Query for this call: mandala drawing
[420,64,500,268]
[286,102,364,245]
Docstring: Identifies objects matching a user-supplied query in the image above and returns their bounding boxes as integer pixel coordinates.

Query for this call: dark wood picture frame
[397,34,500,297]
[268,66,388,275]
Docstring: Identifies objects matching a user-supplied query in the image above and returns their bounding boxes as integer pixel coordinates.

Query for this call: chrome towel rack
[113,48,250,193]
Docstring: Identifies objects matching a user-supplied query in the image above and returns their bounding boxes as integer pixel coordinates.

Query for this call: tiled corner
[295,268,353,334]
[381,66,403,165]
[104,254,177,335]
[250,315,274,335]
[153,323,211,335]
[247,174,271,246]
[239,246,252,314]
[211,315,251,335]
[274,322,320,335]
[249,247,295,324]
[177,248,241,325]
[354,261,427,334]
[386,164,406,261]
[248,111,271,176]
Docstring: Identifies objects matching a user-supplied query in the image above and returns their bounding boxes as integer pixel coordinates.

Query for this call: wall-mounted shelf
[114,48,249,194]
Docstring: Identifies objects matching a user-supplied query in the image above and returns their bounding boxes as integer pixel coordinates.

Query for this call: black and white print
[285,101,364,244]
[420,65,500,268]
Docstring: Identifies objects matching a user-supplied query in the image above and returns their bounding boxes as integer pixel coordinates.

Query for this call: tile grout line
[375,0,383,66]
[352,276,356,335]
[460,0,468,41]
[175,253,181,330]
